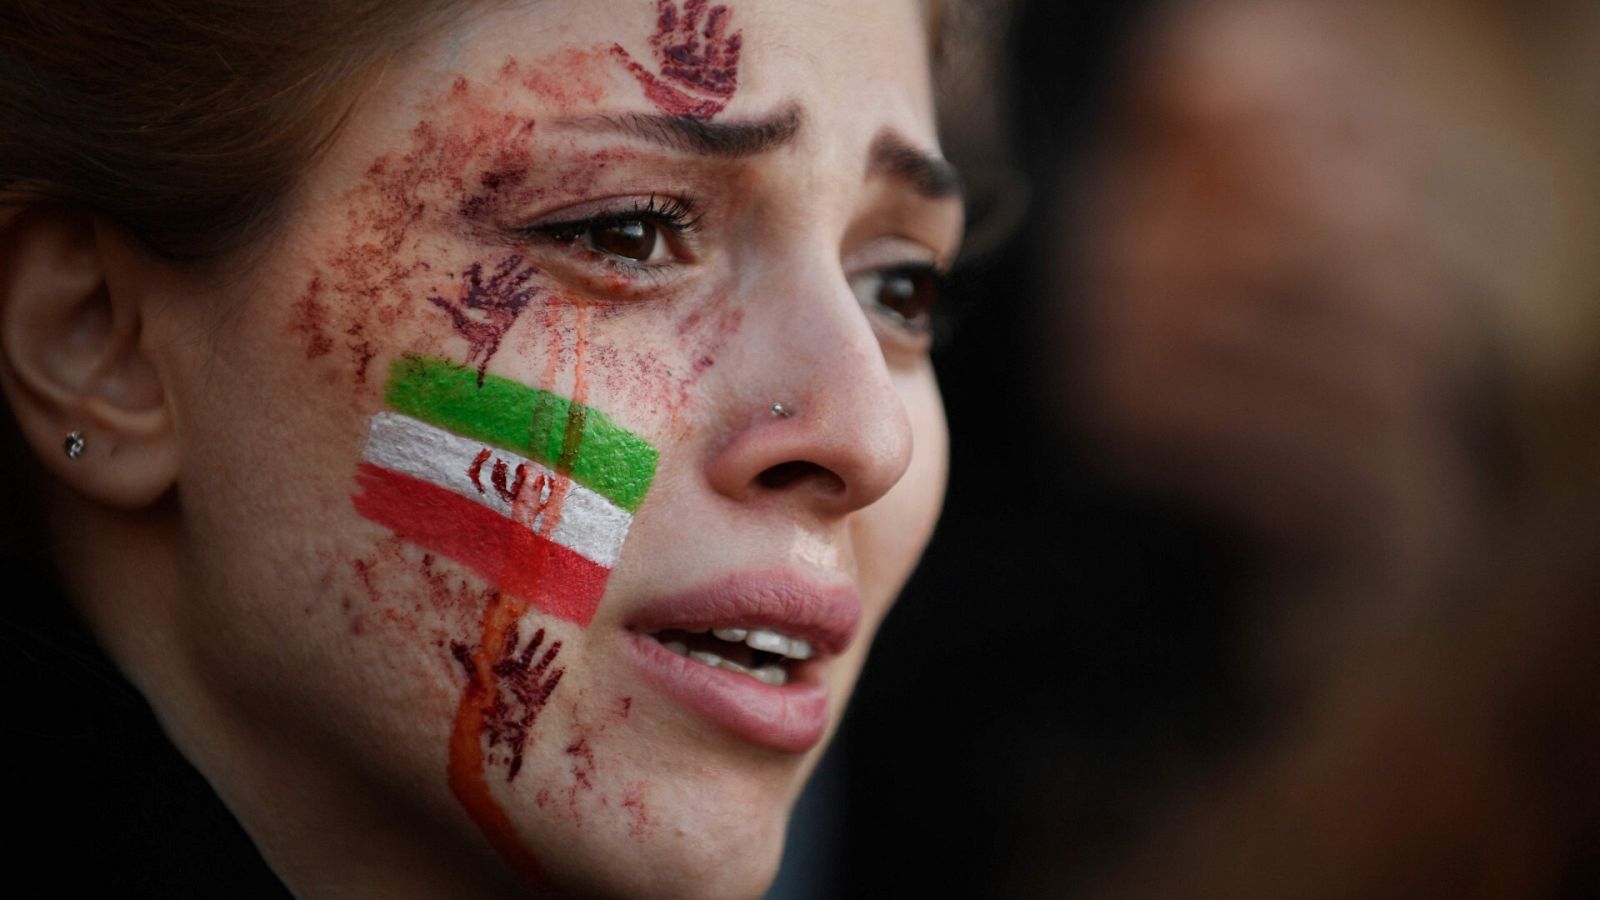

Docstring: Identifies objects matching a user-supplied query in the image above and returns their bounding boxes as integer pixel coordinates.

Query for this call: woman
[0,0,963,896]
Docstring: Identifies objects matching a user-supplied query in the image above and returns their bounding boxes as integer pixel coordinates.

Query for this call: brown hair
[0,1,468,262]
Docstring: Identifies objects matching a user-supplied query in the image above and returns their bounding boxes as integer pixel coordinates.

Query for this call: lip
[624,571,861,753]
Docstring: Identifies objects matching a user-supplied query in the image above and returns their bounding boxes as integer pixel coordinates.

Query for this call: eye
[851,264,943,336]
[546,217,668,264]
[525,195,700,269]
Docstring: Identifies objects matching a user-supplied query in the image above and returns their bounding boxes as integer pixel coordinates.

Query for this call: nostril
[757,460,845,495]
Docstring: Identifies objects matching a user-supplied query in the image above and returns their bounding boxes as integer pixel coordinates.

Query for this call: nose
[702,255,915,519]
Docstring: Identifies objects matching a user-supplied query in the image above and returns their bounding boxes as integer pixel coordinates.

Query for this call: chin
[535,777,796,900]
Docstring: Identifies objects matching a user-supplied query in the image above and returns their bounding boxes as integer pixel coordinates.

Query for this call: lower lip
[624,634,830,753]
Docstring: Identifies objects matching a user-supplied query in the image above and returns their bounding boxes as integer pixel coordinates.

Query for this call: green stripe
[384,355,658,513]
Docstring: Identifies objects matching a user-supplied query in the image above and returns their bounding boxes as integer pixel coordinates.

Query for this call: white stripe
[362,412,633,567]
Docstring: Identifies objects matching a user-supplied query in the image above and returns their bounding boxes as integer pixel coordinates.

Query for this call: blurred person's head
[1042,0,1598,671]
[1022,0,1600,895]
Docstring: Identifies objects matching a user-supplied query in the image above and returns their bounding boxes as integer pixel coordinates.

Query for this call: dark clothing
[9,572,288,898]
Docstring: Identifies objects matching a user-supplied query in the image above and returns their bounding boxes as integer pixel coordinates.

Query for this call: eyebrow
[868,131,964,200]
[555,103,803,158]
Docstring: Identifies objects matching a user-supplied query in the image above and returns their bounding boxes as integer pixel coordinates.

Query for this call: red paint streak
[353,462,611,625]
[605,302,744,430]
[350,557,380,604]
[523,303,593,544]
[570,306,592,407]
[612,0,743,121]
[564,734,598,825]
[289,277,334,358]
[447,591,560,883]
[622,784,654,839]
[509,470,556,534]
[516,47,610,110]
[418,551,496,622]
[458,164,532,220]
[565,736,596,783]
[344,321,377,385]
[427,257,541,383]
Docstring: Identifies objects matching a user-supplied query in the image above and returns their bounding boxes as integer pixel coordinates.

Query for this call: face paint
[611,0,743,121]
[353,354,658,626]
[448,596,562,882]
[427,257,541,383]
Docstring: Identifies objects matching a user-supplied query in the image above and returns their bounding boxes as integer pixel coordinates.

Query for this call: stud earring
[770,402,793,419]
[63,430,86,460]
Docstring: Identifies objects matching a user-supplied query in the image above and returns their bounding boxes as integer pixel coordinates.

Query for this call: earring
[770,402,793,419]
[63,430,85,460]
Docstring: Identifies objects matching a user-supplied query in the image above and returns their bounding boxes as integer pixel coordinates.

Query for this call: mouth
[624,572,860,753]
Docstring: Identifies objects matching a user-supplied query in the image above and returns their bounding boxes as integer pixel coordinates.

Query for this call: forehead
[403,0,938,146]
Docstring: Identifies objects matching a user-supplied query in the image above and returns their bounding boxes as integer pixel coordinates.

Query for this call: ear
[0,207,178,508]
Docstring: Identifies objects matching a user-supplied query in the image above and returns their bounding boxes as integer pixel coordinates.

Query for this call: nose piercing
[770,402,793,419]
[64,430,86,460]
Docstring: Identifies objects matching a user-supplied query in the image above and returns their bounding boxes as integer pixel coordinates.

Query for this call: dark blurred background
[822,3,1249,895]
[795,0,1600,897]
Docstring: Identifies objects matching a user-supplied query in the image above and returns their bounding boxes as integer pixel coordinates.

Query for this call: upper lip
[625,569,861,659]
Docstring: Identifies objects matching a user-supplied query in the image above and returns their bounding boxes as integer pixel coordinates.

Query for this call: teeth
[707,627,815,661]
[674,645,785,683]
[745,628,787,654]
[654,625,813,686]
[751,665,788,686]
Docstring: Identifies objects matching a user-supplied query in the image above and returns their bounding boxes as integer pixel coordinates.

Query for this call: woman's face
[140,0,956,895]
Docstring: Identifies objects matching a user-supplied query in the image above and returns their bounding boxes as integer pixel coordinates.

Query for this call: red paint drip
[289,277,334,358]
[611,0,742,121]
[564,734,598,825]
[622,784,654,840]
[447,590,559,883]
[565,736,596,788]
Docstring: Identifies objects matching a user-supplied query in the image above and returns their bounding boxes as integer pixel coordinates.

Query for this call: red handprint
[453,625,565,782]
[611,0,744,121]
[427,256,539,384]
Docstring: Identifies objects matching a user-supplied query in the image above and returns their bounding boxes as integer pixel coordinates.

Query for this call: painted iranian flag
[352,355,658,626]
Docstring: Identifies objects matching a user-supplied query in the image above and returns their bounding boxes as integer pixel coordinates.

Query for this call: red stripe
[352,462,608,626]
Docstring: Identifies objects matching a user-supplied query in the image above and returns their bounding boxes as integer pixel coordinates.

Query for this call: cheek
[575,301,747,434]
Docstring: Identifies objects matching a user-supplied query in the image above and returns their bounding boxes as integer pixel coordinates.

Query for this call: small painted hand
[454,626,565,781]
[427,257,539,382]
